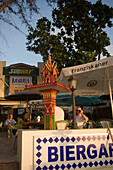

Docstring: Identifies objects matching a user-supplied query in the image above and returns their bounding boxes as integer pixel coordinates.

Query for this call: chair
[83,120,102,129]
[55,120,69,130]
[55,106,69,130]
[55,106,64,121]
[12,133,18,149]
[97,119,113,128]
[9,124,18,149]
[84,120,93,129]
[100,121,112,128]
[7,124,13,138]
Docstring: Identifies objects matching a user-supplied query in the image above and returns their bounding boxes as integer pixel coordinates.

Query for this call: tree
[26,0,113,71]
[0,0,56,32]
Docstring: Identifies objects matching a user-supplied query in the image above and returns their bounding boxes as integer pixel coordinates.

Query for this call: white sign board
[10,76,32,85]
[34,132,113,169]
[9,76,32,94]
[18,129,113,170]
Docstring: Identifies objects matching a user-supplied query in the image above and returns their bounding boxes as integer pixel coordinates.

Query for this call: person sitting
[5,113,16,138]
[12,112,36,135]
[76,106,89,129]
[5,113,16,128]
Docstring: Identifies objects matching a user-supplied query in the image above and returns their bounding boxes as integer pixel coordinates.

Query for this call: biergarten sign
[33,129,113,170]
[3,67,39,76]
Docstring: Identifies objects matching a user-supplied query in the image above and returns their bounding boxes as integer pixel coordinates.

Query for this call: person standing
[76,106,89,129]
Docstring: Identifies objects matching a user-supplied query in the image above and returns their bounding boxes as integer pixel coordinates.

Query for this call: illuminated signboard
[3,67,39,76]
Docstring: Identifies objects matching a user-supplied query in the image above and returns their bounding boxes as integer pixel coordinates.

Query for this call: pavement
[0,131,19,170]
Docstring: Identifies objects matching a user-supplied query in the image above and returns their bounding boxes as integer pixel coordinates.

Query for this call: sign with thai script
[3,67,39,76]
[34,132,113,170]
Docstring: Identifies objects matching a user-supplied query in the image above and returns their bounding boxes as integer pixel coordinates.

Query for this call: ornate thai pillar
[24,53,71,130]
[41,89,58,130]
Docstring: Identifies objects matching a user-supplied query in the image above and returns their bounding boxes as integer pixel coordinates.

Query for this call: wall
[0,61,6,98]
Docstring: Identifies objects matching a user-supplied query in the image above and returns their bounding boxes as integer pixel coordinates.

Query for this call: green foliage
[26,0,113,71]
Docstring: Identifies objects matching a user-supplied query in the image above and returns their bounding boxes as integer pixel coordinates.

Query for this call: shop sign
[34,132,113,170]
[3,67,39,76]
[83,106,93,113]
[10,76,32,85]
[9,76,32,94]
[9,85,25,94]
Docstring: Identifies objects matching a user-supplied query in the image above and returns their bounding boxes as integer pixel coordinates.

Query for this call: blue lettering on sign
[60,146,64,161]
[11,77,31,84]
[12,78,14,83]
[66,146,75,161]
[99,144,108,158]
[47,143,113,163]
[19,79,22,83]
[109,143,113,157]
[48,147,58,162]
[87,144,97,159]
[77,145,87,160]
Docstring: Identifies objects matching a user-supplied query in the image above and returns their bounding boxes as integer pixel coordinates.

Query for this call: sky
[0,0,113,67]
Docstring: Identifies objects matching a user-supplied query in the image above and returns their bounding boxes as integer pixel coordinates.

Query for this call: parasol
[58,56,113,118]
[5,90,43,101]
[99,94,112,100]
[5,91,43,121]
[56,95,106,106]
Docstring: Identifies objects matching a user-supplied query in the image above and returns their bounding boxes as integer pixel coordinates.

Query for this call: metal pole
[29,105,32,121]
[72,88,78,129]
[106,68,113,119]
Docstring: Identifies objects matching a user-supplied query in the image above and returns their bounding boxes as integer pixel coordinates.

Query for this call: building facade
[0,61,44,119]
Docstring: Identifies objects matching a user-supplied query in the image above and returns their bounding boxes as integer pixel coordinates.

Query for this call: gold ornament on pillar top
[41,52,59,84]
[42,90,57,105]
